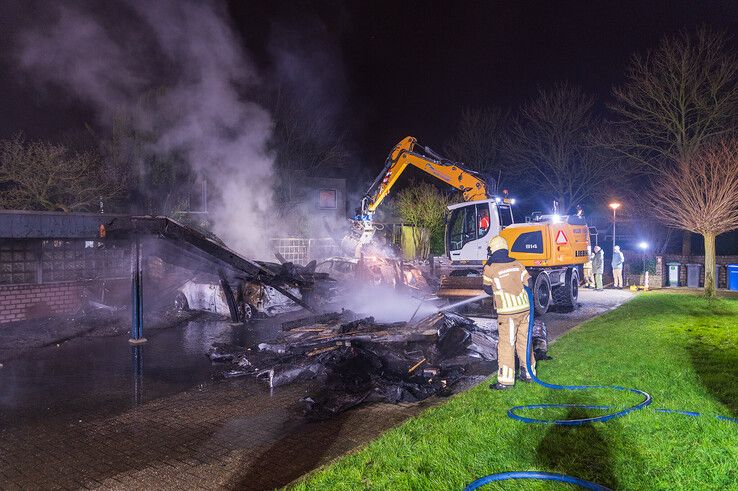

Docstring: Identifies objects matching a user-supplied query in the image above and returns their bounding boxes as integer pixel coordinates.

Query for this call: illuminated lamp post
[609,202,621,251]
[639,241,649,288]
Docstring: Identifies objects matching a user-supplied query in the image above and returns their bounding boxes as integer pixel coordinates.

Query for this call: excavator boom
[361,136,488,217]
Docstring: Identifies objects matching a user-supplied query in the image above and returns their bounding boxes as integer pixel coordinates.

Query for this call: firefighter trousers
[496,311,535,386]
[583,267,593,287]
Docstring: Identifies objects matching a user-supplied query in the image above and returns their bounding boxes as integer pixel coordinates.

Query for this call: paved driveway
[544,288,634,341]
[0,289,635,490]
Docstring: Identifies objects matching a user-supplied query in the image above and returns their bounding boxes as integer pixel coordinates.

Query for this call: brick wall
[661,254,738,288]
[0,282,84,324]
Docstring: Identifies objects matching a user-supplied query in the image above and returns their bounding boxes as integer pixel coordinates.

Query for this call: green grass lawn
[289,293,738,490]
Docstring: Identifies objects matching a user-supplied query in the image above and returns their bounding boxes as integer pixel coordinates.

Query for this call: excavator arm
[342,136,490,256]
[360,136,488,217]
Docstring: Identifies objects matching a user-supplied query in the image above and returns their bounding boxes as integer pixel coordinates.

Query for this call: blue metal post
[131,344,143,405]
[130,238,146,344]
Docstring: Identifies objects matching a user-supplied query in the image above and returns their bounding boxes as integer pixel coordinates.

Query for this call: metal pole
[612,208,617,251]
[130,237,147,344]
[131,344,143,405]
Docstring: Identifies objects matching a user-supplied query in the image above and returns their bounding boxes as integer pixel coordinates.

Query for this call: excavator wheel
[552,267,578,310]
[531,272,551,316]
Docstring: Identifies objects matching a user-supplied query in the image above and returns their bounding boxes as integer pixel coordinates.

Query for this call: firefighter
[483,235,535,390]
[583,246,594,288]
[592,245,604,290]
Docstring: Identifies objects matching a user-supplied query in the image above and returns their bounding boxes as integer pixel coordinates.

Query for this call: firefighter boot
[489,382,514,390]
[518,367,533,383]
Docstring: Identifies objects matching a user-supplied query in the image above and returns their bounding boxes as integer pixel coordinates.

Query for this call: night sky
[0,1,737,254]
[2,0,736,167]
[232,0,738,164]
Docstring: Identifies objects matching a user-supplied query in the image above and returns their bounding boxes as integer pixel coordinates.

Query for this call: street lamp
[639,241,649,288]
[609,202,621,251]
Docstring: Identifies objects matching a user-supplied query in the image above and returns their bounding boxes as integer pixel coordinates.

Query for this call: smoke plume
[16,0,275,257]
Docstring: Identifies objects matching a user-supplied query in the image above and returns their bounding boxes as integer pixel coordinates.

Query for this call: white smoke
[16,0,275,257]
[337,285,438,323]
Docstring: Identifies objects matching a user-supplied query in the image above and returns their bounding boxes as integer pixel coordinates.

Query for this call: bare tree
[647,140,738,296]
[610,27,738,295]
[505,84,621,213]
[99,90,199,216]
[264,87,350,211]
[610,27,738,170]
[444,107,507,177]
[0,134,119,212]
[394,183,450,260]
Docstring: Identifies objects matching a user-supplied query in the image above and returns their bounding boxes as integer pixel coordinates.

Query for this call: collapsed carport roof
[104,216,314,311]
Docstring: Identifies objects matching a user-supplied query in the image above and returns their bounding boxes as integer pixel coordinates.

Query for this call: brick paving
[0,378,428,490]
[0,287,634,490]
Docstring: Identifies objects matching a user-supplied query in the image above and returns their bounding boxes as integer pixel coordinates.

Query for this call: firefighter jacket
[482,251,531,315]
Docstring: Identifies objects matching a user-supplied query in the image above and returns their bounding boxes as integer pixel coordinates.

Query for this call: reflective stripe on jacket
[483,260,530,314]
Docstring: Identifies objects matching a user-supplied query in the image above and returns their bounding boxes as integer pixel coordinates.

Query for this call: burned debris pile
[211,309,549,419]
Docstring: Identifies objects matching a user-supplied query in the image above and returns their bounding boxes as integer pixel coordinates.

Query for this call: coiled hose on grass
[464,286,736,491]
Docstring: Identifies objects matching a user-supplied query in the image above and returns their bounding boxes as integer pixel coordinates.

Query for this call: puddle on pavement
[0,315,283,428]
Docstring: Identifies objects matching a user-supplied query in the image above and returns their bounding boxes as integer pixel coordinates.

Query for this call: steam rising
[16,0,275,257]
[335,285,438,323]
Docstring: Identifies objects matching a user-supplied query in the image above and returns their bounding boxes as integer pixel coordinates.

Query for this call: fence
[0,239,130,286]
[269,238,341,264]
[0,238,131,324]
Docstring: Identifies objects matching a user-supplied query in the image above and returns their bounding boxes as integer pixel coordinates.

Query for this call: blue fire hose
[464,286,736,491]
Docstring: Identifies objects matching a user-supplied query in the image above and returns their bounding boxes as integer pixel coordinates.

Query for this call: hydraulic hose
[507,287,652,426]
[465,471,611,491]
[464,286,735,491]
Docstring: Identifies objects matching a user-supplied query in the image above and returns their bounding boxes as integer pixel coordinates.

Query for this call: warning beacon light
[500,189,516,205]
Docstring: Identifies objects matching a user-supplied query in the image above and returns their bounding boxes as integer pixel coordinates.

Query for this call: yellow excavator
[344,136,591,314]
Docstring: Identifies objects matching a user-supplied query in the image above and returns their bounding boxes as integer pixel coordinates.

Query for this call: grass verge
[289,293,738,490]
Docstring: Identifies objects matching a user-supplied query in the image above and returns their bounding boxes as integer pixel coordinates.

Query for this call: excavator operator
[478,208,490,235]
[483,235,536,390]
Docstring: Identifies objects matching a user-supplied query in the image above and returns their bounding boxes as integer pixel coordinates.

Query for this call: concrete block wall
[0,282,83,324]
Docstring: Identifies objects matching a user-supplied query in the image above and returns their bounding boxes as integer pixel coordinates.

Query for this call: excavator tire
[552,267,578,310]
[531,272,551,316]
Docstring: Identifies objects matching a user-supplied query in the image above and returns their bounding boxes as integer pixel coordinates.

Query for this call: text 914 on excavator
[343,136,591,315]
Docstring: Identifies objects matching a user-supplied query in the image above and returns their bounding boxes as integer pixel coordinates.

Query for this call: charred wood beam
[106,217,264,276]
[218,269,240,323]
[281,312,350,331]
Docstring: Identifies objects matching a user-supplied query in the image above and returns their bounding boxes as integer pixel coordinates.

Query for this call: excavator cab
[446,199,514,265]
